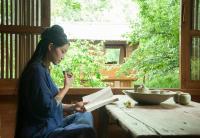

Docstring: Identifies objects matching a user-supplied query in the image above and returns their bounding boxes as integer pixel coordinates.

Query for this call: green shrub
[50,40,107,87]
[120,0,180,88]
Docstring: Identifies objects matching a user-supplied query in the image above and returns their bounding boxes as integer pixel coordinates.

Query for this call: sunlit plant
[51,40,107,87]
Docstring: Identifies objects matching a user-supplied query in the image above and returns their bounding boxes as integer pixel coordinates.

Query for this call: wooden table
[99,95,200,138]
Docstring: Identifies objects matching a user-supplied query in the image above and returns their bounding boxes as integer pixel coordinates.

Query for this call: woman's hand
[63,71,73,89]
[74,101,88,112]
[56,72,73,103]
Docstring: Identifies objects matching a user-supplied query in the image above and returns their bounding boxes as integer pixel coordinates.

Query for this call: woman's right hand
[63,71,73,89]
[55,71,74,103]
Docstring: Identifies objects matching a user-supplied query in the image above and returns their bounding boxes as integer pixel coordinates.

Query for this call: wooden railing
[100,65,137,87]
[102,78,137,87]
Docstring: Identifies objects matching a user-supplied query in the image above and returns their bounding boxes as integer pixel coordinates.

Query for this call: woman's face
[49,43,69,65]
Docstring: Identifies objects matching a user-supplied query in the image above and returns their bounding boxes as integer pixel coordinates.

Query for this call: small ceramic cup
[173,91,183,103]
[179,93,191,105]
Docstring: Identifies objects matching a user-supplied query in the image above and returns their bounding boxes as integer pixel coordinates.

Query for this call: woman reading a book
[15,25,96,138]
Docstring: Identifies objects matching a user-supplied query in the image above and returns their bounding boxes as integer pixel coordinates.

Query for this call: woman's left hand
[74,101,88,112]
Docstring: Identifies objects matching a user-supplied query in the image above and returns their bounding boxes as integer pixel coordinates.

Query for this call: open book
[82,87,119,112]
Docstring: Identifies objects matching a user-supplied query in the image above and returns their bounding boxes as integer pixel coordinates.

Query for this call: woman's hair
[29,25,69,64]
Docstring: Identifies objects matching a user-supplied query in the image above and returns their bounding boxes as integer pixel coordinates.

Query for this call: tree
[120,0,180,88]
[51,0,137,23]
[50,40,107,87]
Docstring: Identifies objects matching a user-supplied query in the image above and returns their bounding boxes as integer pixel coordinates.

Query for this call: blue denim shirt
[17,62,63,137]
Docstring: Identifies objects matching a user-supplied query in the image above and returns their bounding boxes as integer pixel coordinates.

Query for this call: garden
[51,0,180,89]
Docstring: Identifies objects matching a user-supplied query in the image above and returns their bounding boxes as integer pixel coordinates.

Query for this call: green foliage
[105,49,120,64]
[51,0,111,22]
[134,69,180,88]
[51,0,181,88]
[146,70,180,88]
[51,0,137,23]
[120,0,180,88]
[50,40,107,87]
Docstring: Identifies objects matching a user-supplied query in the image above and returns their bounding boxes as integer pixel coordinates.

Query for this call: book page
[82,87,118,112]
[84,96,118,112]
[82,87,113,103]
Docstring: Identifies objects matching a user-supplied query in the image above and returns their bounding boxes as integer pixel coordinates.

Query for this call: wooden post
[41,0,50,27]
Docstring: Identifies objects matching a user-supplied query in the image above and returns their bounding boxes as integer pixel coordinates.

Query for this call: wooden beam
[0,25,46,34]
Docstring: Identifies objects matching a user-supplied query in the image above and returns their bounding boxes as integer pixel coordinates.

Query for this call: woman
[15,25,96,138]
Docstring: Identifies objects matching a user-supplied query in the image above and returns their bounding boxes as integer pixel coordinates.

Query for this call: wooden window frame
[104,41,127,64]
[0,0,50,95]
[0,0,199,102]
[181,0,200,88]
[181,0,200,101]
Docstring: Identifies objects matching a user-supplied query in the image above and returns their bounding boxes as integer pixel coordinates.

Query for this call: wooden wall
[0,96,17,138]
